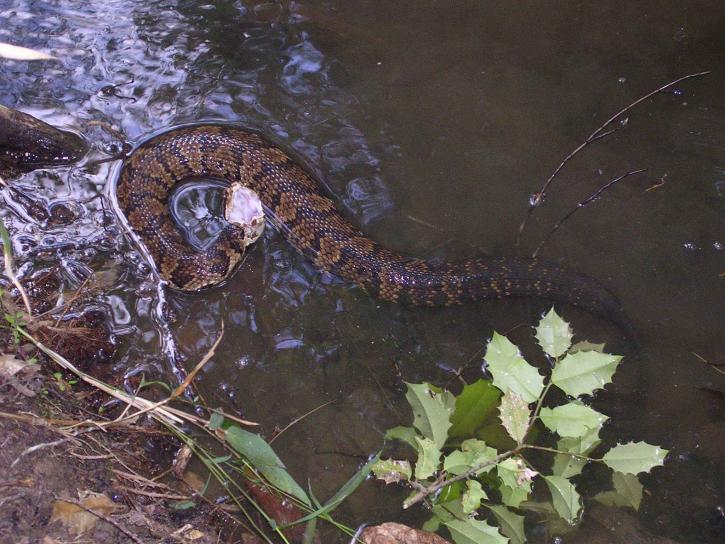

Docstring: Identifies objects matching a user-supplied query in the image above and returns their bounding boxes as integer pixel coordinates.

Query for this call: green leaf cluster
[372,308,669,544]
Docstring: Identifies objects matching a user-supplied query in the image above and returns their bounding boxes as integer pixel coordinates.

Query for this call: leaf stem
[403,449,516,509]
[522,444,597,462]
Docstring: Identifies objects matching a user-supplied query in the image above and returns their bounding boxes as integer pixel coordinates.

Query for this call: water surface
[1,1,723,542]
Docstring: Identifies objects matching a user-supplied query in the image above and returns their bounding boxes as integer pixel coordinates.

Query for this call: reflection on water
[1,1,723,542]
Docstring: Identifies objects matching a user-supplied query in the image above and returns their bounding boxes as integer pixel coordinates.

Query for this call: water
[1,1,723,541]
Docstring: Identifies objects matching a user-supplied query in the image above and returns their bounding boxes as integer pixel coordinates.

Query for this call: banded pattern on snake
[117,125,624,322]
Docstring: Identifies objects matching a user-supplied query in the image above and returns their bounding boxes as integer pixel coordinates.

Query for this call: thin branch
[532,168,646,258]
[517,70,711,245]
[523,444,597,462]
[269,400,334,444]
[171,324,224,398]
[402,449,515,509]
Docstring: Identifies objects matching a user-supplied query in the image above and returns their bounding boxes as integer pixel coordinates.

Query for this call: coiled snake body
[117,125,623,321]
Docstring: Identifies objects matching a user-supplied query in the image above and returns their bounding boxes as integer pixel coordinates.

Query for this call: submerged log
[0,105,86,177]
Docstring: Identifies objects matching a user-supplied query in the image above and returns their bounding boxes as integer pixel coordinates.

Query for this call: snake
[116,124,625,323]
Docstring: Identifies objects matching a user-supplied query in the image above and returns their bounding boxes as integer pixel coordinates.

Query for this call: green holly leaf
[535,307,573,358]
[384,426,419,449]
[497,458,535,508]
[499,390,530,444]
[444,519,509,544]
[405,383,455,449]
[595,471,643,510]
[461,480,487,514]
[414,436,442,479]
[500,484,530,509]
[552,452,587,479]
[602,441,668,475]
[449,379,501,438]
[544,475,581,523]
[539,402,608,437]
[551,351,622,397]
[485,332,544,403]
[569,340,606,353]
[443,439,498,476]
[371,458,412,484]
[489,505,525,544]
[557,427,601,455]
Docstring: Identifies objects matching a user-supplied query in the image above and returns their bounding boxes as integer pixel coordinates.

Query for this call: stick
[532,169,646,258]
[517,70,711,245]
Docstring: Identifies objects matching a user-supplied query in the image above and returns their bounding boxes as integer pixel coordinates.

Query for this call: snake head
[224,183,265,247]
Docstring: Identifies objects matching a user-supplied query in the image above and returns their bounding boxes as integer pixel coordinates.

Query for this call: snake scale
[117,124,624,323]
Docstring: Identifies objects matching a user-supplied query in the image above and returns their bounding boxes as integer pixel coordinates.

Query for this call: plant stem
[403,449,516,509]
[0,216,32,316]
[522,444,597,462]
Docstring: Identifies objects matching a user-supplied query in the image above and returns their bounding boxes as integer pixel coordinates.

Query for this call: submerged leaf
[385,426,419,450]
[461,480,487,514]
[443,439,498,476]
[414,436,442,479]
[444,518,508,544]
[552,452,587,479]
[372,458,412,484]
[556,426,602,455]
[602,441,668,475]
[535,308,573,358]
[225,426,310,505]
[497,458,534,508]
[569,340,606,353]
[405,383,455,449]
[449,379,501,438]
[539,402,608,438]
[594,471,643,510]
[489,505,526,544]
[499,390,530,444]
[551,351,622,397]
[485,333,544,403]
[544,475,581,524]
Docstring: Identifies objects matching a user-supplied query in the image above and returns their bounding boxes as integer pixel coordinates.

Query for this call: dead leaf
[361,522,451,544]
[0,353,36,378]
[181,470,205,493]
[0,42,55,61]
[50,491,123,534]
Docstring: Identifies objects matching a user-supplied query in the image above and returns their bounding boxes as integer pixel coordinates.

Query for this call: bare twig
[403,449,514,509]
[532,169,646,258]
[517,70,711,245]
[693,351,725,376]
[269,400,334,444]
[171,324,224,398]
[10,437,74,469]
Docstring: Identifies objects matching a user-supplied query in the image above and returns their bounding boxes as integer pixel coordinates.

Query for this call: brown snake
[117,124,625,322]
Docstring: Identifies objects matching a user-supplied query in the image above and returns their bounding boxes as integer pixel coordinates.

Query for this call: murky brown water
[1,1,723,542]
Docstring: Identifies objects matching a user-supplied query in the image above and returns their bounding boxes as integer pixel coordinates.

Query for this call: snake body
[117,125,623,321]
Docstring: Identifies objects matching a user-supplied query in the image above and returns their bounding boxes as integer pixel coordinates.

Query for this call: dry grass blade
[0,42,56,61]
[0,217,32,316]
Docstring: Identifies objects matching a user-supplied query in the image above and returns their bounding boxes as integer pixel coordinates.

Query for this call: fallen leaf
[0,42,55,60]
[50,491,122,534]
[361,522,451,544]
[0,353,36,378]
